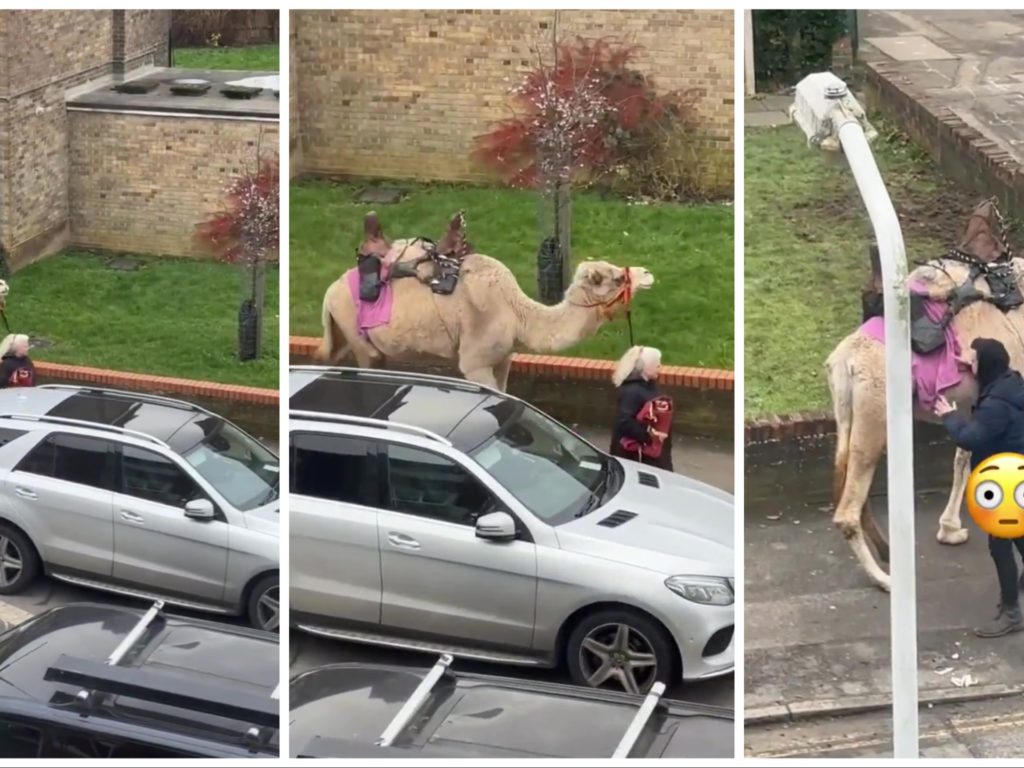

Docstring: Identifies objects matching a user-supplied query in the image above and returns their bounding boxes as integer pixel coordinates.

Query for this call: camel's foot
[875,573,892,592]
[937,524,969,546]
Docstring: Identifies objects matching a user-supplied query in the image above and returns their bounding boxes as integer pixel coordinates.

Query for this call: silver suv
[0,385,279,630]
[289,366,734,693]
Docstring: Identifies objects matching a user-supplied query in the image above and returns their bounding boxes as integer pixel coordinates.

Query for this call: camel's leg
[937,448,971,545]
[861,501,890,566]
[835,441,891,591]
[493,356,513,392]
[460,365,499,389]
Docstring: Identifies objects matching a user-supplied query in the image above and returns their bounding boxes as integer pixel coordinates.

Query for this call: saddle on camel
[859,199,1020,411]
[356,211,474,302]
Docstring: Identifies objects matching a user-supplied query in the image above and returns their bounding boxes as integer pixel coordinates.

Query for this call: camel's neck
[511,294,607,352]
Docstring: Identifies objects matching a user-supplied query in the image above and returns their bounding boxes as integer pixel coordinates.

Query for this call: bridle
[567,267,637,345]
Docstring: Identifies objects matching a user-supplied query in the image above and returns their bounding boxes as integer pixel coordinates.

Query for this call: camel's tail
[826,345,855,507]
[315,289,349,364]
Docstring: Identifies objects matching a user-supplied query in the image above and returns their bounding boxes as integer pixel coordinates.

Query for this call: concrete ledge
[746,682,1024,726]
[289,336,734,391]
[745,412,835,444]
[34,361,278,407]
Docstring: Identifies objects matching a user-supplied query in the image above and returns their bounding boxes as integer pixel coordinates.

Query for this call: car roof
[0,603,279,751]
[0,387,214,453]
[289,368,517,453]
[290,663,732,759]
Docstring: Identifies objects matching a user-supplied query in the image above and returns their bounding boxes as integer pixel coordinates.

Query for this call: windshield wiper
[575,470,609,518]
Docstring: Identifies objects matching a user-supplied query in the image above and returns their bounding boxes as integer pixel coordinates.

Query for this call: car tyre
[0,525,40,595]
[247,574,279,632]
[566,608,677,694]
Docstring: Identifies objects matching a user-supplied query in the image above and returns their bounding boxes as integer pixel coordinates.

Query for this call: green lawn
[10,251,279,388]
[172,44,279,71]
[744,118,977,417]
[290,181,734,369]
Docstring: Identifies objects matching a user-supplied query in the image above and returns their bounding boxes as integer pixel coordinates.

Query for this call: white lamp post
[789,71,919,758]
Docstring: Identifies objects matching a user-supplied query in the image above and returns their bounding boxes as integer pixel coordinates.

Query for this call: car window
[120,445,208,509]
[0,720,43,757]
[386,444,497,526]
[53,729,184,758]
[16,433,115,491]
[178,417,279,511]
[291,432,379,507]
[0,426,27,447]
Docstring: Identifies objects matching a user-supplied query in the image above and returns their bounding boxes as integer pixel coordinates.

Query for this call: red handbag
[620,395,673,459]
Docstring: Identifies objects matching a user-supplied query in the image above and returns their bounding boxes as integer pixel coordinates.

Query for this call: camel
[316,212,655,390]
[827,200,1023,591]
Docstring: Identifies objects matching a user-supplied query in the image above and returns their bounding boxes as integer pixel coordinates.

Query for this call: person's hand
[934,395,956,417]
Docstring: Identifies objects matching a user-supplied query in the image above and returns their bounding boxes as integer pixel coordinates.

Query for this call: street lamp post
[789,71,919,758]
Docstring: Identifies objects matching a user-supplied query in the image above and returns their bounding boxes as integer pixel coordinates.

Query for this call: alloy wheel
[256,585,279,631]
[0,536,23,588]
[578,621,658,694]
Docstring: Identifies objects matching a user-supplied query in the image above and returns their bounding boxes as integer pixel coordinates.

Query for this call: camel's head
[436,211,474,258]
[568,261,654,317]
[958,198,1012,263]
[356,211,391,261]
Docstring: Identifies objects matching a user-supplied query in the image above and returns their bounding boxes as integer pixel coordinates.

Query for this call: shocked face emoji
[966,453,1024,539]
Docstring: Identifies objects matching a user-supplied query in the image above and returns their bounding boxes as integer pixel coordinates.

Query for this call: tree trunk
[554,181,572,291]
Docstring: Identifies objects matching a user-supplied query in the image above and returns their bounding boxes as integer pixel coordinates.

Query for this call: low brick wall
[68,112,279,258]
[290,335,734,439]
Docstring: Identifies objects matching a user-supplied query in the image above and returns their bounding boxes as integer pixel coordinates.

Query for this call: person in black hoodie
[935,337,1024,637]
[0,334,34,389]
[609,345,673,472]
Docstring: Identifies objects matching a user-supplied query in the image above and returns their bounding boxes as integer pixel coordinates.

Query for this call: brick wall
[125,10,170,70]
[68,112,279,258]
[289,21,301,178]
[292,9,733,187]
[0,10,169,268]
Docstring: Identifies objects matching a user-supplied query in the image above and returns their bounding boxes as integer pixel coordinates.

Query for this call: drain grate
[356,187,407,204]
[105,256,142,272]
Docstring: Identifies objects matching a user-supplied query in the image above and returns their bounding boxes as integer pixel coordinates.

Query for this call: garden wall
[68,114,279,258]
[292,9,733,192]
[0,10,169,269]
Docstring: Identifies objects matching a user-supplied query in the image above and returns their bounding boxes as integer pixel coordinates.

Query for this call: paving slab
[859,10,1024,214]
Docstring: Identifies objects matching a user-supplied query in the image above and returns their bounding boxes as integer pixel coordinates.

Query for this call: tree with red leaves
[196,131,279,360]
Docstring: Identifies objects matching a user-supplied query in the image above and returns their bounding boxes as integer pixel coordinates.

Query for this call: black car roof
[290,370,515,452]
[290,663,732,759]
[0,603,279,754]
[45,391,214,453]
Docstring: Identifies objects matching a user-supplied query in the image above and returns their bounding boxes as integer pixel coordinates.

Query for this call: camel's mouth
[628,268,655,291]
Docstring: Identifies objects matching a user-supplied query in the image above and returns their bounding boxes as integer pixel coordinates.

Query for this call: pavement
[859,10,1024,168]
[289,427,735,710]
[745,435,1024,757]
[745,94,793,128]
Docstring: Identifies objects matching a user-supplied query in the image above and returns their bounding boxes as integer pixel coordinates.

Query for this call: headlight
[665,575,734,606]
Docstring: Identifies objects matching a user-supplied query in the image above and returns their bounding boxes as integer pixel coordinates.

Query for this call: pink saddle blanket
[344,268,393,336]
[859,282,964,410]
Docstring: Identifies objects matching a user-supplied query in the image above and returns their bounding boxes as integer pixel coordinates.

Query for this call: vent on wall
[637,471,660,489]
[597,510,638,528]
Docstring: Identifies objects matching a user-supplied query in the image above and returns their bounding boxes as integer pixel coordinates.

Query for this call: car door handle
[119,510,144,524]
[386,532,421,550]
[14,487,36,500]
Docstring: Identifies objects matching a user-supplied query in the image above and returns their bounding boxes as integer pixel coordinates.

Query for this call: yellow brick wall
[292,9,733,186]
[68,112,280,258]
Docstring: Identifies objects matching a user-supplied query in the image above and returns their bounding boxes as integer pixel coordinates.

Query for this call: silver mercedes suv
[289,366,734,693]
[0,385,279,630]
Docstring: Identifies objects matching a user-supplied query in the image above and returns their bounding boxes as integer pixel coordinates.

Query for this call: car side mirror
[475,511,517,542]
[184,498,215,521]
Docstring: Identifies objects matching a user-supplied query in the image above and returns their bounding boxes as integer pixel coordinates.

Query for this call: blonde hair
[0,334,28,358]
[612,345,662,387]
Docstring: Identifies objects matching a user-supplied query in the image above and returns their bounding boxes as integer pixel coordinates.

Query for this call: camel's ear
[364,211,384,239]
[449,211,465,232]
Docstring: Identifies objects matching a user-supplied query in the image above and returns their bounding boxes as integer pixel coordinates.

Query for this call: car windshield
[466,401,619,524]
[181,419,279,511]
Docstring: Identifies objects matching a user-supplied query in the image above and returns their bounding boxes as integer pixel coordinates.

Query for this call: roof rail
[611,681,667,758]
[0,414,169,448]
[377,654,453,747]
[44,599,278,733]
[290,365,498,396]
[289,410,453,447]
[37,384,215,417]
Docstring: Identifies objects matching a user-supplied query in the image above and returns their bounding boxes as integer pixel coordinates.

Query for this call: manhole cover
[106,256,142,272]
[30,336,54,349]
[356,187,407,204]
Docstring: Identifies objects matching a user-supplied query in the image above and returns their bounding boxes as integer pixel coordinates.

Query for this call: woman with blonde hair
[609,345,673,471]
[0,334,35,388]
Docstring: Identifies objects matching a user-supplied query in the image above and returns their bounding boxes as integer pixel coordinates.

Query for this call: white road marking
[0,600,33,627]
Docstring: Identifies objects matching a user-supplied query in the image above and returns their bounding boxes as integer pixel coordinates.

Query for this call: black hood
[973,337,1010,391]
[984,370,1024,410]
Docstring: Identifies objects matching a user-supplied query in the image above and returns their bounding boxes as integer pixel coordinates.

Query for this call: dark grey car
[289,654,733,758]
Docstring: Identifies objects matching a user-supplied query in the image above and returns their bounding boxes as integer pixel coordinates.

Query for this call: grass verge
[744,117,978,417]
[172,44,279,71]
[10,251,279,388]
[290,181,734,369]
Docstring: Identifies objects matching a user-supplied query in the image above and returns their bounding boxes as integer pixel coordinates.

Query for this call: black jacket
[0,354,34,389]
[609,375,673,471]
[942,370,1024,469]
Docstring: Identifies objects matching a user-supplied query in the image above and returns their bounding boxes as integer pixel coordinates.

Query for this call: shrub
[752,10,849,90]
